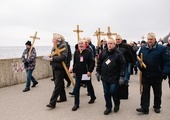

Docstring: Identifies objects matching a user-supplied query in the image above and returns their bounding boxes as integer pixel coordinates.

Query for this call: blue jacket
[138,42,169,78]
[165,44,170,74]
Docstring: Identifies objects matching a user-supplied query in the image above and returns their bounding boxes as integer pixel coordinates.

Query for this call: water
[0,46,75,59]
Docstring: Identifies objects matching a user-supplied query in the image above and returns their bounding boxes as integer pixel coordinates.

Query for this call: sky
[0,0,170,46]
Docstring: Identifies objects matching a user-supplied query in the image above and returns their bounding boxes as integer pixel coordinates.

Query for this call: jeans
[102,82,120,109]
[26,69,37,88]
[124,63,131,84]
[74,76,96,105]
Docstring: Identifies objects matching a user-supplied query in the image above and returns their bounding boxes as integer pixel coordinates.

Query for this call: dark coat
[116,43,137,64]
[73,48,95,77]
[51,40,68,70]
[66,42,72,68]
[165,44,170,74]
[138,42,169,78]
[96,48,126,83]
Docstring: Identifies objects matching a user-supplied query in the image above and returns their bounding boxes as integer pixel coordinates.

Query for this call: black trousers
[49,70,66,106]
[140,77,162,111]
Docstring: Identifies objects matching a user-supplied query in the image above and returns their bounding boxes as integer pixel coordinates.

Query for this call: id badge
[105,59,111,65]
[80,56,84,62]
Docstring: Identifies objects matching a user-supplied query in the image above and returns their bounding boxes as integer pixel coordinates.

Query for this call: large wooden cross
[138,53,146,95]
[28,31,40,58]
[102,26,117,39]
[94,28,104,48]
[73,25,83,42]
[50,43,75,86]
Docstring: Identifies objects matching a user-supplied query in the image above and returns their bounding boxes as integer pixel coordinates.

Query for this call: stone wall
[0,56,52,88]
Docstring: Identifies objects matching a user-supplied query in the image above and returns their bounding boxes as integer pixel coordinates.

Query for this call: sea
[0,46,75,59]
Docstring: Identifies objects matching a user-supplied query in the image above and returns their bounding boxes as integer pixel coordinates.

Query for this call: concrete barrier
[0,56,52,88]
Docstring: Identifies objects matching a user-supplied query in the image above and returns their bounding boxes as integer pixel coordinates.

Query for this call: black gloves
[119,77,125,85]
[96,73,101,82]
[161,73,167,80]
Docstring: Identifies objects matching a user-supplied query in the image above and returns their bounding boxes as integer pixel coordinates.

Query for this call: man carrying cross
[22,40,38,92]
[46,33,68,109]
[136,33,169,114]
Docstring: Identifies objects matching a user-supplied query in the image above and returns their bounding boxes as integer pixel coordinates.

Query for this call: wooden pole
[28,31,40,58]
[94,28,104,53]
[73,25,83,42]
[139,53,146,95]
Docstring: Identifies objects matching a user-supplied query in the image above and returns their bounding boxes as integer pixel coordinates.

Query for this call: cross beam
[50,43,75,86]
[102,26,117,38]
[73,25,83,42]
[94,28,104,47]
[28,31,40,58]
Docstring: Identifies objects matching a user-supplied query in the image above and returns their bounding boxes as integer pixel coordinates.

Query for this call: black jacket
[116,43,136,64]
[96,48,126,83]
[73,48,95,77]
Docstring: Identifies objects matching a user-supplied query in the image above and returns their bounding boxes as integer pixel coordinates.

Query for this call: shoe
[72,105,79,111]
[104,108,112,115]
[87,93,90,96]
[66,82,71,87]
[154,108,160,113]
[57,99,67,103]
[136,107,149,114]
[46,104,55,109]
[32,82,38,87]
[114,105,120,112]
[23,88,30,92]
[88,97,96,104]
[69,92,74,96]
[51,78,54,81]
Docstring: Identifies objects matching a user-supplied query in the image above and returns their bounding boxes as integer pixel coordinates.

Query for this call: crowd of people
[21,32,170,115]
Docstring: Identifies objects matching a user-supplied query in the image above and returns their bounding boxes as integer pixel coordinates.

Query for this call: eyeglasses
[148,39,153,40]
[116,39,120,40]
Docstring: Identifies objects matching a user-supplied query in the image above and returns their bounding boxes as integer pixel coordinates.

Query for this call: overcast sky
[0,0,170,46]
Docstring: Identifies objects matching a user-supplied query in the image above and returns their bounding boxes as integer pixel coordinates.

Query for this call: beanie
[25,40,31,46]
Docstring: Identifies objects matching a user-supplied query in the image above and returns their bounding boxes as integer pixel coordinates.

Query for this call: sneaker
[23,88,30,92]
[154,108,160,113]
[32,82,38,87]
[136,107,149,114]
[104,108,112,115]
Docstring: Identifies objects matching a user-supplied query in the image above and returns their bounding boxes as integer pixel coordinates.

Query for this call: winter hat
[25,40,31,46]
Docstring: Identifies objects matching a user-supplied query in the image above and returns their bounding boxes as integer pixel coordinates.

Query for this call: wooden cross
[102,26,117,38]
[50,43,75,86]
[28,31,40,58]
[141,35,145,40]
[94,28,104,48]
[138,53,146,95]
[73,25,83,42]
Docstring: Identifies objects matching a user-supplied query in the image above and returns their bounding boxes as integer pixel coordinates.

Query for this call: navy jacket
[138,42,169,78]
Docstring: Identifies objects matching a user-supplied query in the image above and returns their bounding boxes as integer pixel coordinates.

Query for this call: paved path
[0,72,170,120]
